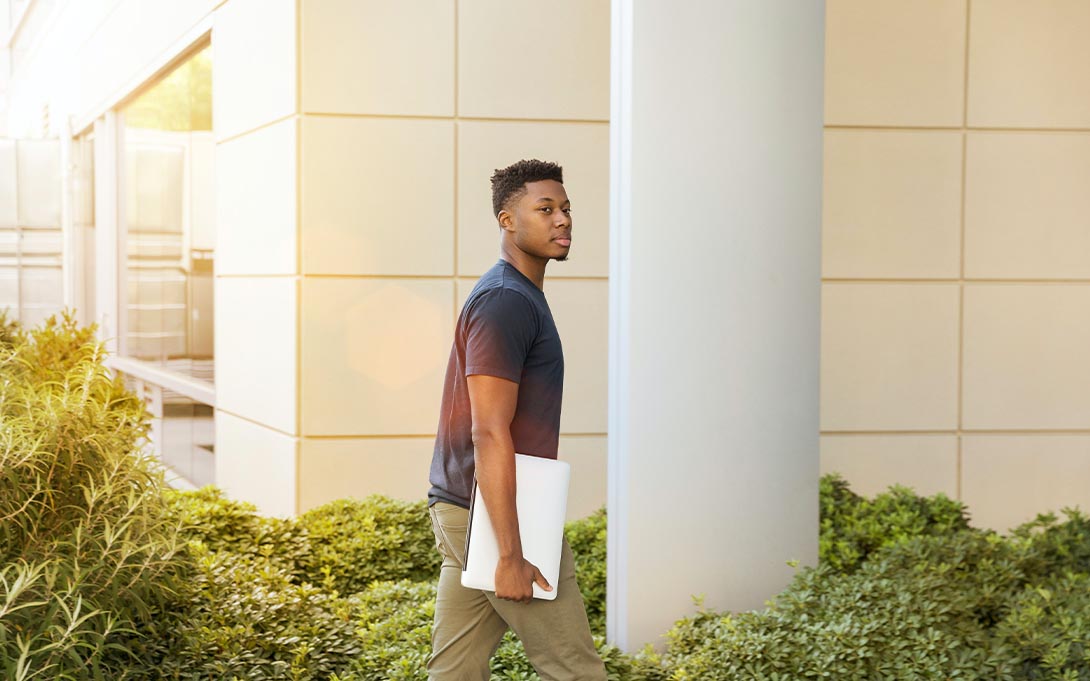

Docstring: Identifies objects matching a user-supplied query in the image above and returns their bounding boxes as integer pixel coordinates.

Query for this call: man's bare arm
[467,373,552,602]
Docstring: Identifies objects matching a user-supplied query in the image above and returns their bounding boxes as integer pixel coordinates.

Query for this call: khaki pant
[427,501,607,681]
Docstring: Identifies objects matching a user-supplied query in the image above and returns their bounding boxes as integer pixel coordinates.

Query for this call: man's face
[500,179,572,262]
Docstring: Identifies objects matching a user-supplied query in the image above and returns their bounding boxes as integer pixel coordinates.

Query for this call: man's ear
[497,209,515,233]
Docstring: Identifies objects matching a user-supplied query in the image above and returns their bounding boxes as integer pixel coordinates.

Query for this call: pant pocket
[430,505,468,568]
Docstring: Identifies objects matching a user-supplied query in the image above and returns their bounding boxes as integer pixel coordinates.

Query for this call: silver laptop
[460,453,571,601]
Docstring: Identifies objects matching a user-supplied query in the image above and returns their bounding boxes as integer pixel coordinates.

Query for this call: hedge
[4,308,1090,680]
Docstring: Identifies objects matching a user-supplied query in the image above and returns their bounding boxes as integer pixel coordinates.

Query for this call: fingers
[532,564,552,592]
[496,561,552,602]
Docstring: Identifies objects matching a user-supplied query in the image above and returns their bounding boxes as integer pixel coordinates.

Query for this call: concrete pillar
[607,0,825,652]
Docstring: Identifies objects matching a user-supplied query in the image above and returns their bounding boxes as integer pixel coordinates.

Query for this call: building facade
[2,0,1089,652]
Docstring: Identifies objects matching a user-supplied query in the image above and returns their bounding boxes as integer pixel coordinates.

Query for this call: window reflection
[121,43,214,380]
[119,44,215,489]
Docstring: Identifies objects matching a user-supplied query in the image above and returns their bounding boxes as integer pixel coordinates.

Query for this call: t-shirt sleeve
[463,288,538,383]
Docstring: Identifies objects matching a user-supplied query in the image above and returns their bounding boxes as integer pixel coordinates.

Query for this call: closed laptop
[461,453,571,601]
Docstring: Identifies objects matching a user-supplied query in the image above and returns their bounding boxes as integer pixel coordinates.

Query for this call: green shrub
[994,570,1090,679]
[294,496,441,595]
[0,307,21,348]
[661,531,1026,680]
[131,542,362,680]
[9,307,1089,680]
[164,487,441,594]
[162,485,268,553]
[162,485,312,579]
[124,490,442,678]
[0,309,184,680]
[564,506,607,636]
[1009,507,1090,580]
[332,579,436,681]
[819,472,972,572]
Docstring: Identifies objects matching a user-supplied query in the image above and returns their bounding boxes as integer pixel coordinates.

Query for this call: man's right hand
[495,555,552,603]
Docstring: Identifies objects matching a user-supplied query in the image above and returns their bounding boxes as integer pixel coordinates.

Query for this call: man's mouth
[554,237,572,247]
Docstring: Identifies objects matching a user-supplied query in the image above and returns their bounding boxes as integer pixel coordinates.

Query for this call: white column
[607,0,825,652]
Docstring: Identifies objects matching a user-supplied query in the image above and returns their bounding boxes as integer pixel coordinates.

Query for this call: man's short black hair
[490,159,564,217]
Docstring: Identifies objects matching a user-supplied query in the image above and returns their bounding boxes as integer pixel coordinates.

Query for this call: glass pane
[0,140,15,228]
[19,227,62,256]
[160,398,216,489]
[0,228,16,258]
[73,135,95,229]
[21,305,65,329]
[119,43,215,489]
[0,267,16,315]
[16,139,61,228]
[20,229,64,312]
[120,43,214,380]
[20,266,62,306]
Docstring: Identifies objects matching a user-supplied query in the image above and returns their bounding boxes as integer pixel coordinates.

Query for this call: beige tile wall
[213,0,301,517]
[216,0,610,518]
[823,0,1090,532]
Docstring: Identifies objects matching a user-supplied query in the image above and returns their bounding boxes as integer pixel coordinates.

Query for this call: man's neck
[499,245,547,291]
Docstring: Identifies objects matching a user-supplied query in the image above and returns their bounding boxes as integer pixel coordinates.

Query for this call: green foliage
[162,485,268,553]
[819,471,973,572]
[659,508,1090,680]
[163,486,442,597]
[995,570,1090,679]
[565,506,607,636]
[294,496,441,595]
[332,579,435,681]
[127,543,362,680]
[162,485,312,577]
[1009,507,1090,579]
[119,489,440,678]
[662,531,1022,680]
[8,306,1090,679]
[0,307,21,349]
[0,309,184,680]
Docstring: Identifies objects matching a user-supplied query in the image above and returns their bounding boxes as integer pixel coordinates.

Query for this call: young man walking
[425,159,607,680]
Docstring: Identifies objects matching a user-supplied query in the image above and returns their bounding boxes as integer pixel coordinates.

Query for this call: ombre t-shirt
[427,259,565,509]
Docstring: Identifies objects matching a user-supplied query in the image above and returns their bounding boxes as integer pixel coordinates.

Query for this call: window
[114,43,216,488]
[0,138,63,327]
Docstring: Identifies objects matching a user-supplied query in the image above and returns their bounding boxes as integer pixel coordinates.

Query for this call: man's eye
[563,208,572,214]
[541,207,551,213]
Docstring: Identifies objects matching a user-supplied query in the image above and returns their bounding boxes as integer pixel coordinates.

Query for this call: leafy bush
[116,489,439,678]
[148,490,621,679]
[294,496,441,595]
[995,570,1090,679]
[1009,507,1090,579]
[819,472,972,572]
[0,309,184,680]
[162,485,312,579]
[331,579,435,681]
[163,486,441,597]
[659,506,1090,681]
[133,462,1090,680]
[9,308,1090,679]
[127,542,362,680]
[662,531,1022,680]
[564,506,607,636]
[0,307,20,348]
